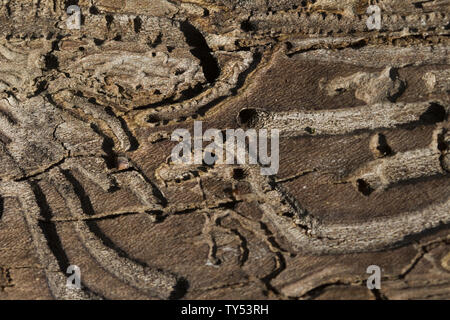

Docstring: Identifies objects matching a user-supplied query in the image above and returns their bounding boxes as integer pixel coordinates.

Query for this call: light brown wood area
[0,0,448,299]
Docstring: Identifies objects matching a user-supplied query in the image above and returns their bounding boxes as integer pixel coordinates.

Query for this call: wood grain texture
[0,0,448,300]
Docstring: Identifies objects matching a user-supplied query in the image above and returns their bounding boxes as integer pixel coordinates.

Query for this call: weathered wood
[0,0,448,300]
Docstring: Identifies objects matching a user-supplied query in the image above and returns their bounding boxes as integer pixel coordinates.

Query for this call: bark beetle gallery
[0,0,449,300]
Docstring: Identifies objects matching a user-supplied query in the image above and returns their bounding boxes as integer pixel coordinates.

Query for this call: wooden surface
[0,0,449,299]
